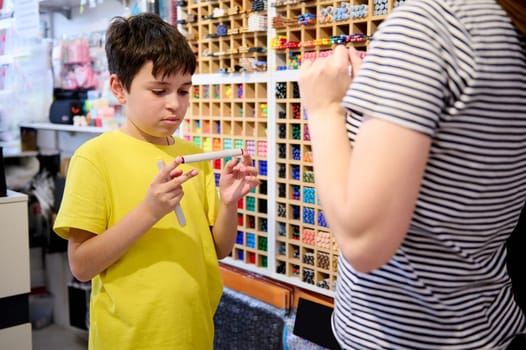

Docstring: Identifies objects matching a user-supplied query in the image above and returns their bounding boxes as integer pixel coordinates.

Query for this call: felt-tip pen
[180,148,244,164]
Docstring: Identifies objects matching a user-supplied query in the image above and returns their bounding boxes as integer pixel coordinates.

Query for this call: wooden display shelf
[186,80,270,271]
[188,0,268,74]
[219,263,293,310]
[180,0,394,296]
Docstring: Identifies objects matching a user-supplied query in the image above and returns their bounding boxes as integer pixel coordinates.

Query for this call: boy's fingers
[170,157,184,169]
[241,152,253,166]
[167,166,198,187]
[178,169,199,184]
[156,157,185,183]
[166,157,184,175]
[155,159,170,182]
[224,156,240,171]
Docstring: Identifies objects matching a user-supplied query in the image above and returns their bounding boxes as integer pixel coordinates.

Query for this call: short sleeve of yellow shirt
[54,131,223,350]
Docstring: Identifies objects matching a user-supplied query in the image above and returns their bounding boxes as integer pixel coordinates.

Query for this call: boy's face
[113,61,192,143]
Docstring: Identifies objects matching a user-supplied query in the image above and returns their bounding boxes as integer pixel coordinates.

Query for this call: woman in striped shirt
[298,0,526,349]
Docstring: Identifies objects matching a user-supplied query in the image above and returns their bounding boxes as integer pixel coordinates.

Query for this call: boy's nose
[165,92,181,109]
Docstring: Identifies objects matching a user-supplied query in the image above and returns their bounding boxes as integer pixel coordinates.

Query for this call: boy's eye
[152,89,166,95]
[179,90,190,96]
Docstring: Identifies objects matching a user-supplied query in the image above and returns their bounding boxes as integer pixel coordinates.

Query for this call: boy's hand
[147,157,198,219]
[219,150,260,205]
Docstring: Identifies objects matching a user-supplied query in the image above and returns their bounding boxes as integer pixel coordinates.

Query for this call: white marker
[181,148,243,164]
[156,159,187,226]
[156,148,243,225]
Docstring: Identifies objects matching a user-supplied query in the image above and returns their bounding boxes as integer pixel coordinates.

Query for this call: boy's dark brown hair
[105,12,196,91]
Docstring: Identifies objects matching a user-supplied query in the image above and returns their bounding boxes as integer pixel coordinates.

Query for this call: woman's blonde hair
[496,0,526,34]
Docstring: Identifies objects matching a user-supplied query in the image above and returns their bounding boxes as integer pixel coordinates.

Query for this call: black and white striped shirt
[336,0,526,348]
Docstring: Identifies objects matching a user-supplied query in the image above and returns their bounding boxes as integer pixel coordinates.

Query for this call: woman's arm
[309,114,430,272]
[299,45,431,272]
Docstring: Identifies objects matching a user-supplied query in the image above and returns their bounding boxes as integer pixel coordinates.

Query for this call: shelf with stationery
[178,0,397,297]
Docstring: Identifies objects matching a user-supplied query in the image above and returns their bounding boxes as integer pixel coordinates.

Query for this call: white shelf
[0,54,14,65]
[0,17,13,30]
[191,70,300,85]
[2,149,38,158]
[0,189,27,204]
[0,140,38,158]
[19,122,113,134]
[17,122,114,159]
[271,69,300,82]
[0,51,32,65]
[192,71,270,85]
[0,89,12,97]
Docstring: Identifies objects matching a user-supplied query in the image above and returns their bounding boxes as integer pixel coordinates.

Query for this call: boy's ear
[109,74,127,104]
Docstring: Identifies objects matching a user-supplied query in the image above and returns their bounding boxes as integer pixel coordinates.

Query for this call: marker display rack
[181,0,396,296]
[182,76,271,270]
[273,78,341,291]
[185,0,269,74]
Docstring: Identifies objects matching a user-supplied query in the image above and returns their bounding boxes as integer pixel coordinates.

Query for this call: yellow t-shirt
[54,130,223,350]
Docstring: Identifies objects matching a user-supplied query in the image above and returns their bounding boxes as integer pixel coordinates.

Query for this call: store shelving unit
[183,0,397,296]
[187,72,273,272]
[186,0,269,74]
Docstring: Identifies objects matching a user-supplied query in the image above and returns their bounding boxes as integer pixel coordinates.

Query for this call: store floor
[32,323,88,350]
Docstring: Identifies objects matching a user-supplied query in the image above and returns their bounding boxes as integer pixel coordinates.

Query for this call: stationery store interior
[1,0,525,349]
